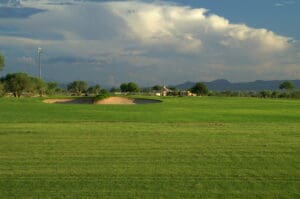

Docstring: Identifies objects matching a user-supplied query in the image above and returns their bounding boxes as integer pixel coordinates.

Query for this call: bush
[259,90,272,98]
[94,89,111,102]
[271,91,280,98]
[291,91,300,99]
[279,92,290,98]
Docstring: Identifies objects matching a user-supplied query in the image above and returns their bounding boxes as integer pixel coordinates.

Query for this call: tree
[94,89,111,101]
[2,73,32,97]
[46,82,59,95]
[279,81,295,90]
[169,87,178,92]
[127,82,139,92]
[152,85,163,91]
[0,53,4,71]
[120,82,139,92]
[120,83,128,92]
[67,81,88,96]
[30,77,47,97]
[110,87,120,92]
[190,82,208,96]
[87,84,101,95]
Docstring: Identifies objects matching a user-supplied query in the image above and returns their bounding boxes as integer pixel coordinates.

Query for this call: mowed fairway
[0,97,299,198]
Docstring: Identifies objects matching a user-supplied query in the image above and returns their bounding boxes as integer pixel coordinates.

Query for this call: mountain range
[175,79,300,91]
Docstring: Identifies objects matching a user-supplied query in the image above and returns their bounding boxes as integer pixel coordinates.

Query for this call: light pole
[37,47,42,79]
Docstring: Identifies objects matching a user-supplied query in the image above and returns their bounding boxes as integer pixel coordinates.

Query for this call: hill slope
[176,79,300,91]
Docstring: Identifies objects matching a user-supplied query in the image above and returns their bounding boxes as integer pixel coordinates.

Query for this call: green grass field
[0,96,299,198]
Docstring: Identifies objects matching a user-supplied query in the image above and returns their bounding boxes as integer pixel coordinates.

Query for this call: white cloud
[275,0,295,7]
[0,0,299,85]
[107,1,291,53]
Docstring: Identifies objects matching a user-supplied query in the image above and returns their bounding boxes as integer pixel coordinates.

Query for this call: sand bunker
[43,97,161,105]
[43,98,94,104]
[96,97,161,105]
[96,97,135,105]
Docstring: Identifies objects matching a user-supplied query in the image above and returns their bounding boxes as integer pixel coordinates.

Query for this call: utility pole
[37,47,42,79]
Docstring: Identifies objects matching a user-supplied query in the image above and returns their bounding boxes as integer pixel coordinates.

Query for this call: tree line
[0,72,143,98]
[0,72,298,98]
[0,53,298,98]
[0,73,101,97]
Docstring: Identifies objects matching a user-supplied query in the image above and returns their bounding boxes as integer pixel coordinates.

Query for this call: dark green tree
[110,87,120,92]
[120,83,128,92]
[67,81,88,96]
[2,73,32,97]
[46,82,59,95]
[120,82,139,92]
[279,81,295,90]
[169,87,178,92]
[152,85,163,91]
[87,84,101,95]
[30,77,47,97]
[190,82,209,96]
[127,82,139,92]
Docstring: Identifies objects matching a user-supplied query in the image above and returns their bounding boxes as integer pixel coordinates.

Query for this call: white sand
[95,97,135,105]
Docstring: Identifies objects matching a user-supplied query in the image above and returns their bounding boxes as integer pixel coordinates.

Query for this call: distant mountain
[175,79,300,91]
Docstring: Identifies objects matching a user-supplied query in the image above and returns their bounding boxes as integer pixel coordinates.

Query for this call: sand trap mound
[43,98,93,104]
[95,97,161,105]
[96,97,134,105]
[43,97,161,105]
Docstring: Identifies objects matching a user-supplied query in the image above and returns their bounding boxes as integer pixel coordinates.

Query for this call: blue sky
[177,0,300,39]
[0,0,299,87]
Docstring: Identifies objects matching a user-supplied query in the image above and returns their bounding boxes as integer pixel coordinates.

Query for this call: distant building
[152,86,196,97]
[179,91,197,96]
[161,86,172,96]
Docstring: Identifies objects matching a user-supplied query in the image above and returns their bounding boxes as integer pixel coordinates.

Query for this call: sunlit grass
[0,96,299,198]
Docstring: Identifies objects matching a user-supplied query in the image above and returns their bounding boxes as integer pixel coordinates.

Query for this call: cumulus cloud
[0,0,299,86]
[107,2,291,54]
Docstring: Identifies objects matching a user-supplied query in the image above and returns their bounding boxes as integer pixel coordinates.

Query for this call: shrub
[271,91,280,98]
[259,90,272,98]
[291,91,300,99]
[279,92,290,98]
[94,89,111,102]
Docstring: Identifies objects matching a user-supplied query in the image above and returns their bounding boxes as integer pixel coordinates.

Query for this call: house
[161,86,173,96]
[179,91,197,96]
